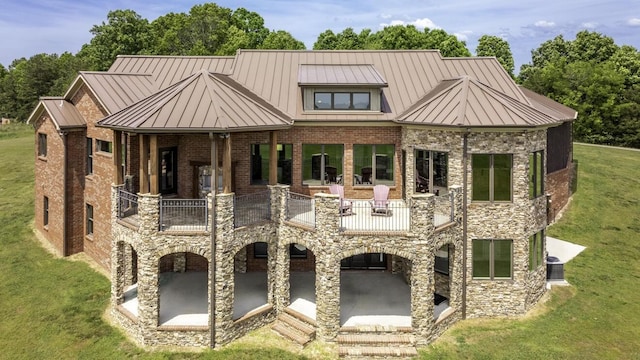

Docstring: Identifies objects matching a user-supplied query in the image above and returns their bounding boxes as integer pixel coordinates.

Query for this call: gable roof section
[27,97,86,130]
[519,86,577,121]
[97,70,292,133]
[65,72,159,114]
[396,77,558,127]
[298,64,387,87]
[109,55,235,89]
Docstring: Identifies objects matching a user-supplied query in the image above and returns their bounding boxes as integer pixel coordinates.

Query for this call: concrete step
[271,308,316,347]
[336,333,415,346]
[338,345,418,358]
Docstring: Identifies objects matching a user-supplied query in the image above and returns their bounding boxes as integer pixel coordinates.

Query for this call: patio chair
[369,184,391,216]
[329,184,353,216]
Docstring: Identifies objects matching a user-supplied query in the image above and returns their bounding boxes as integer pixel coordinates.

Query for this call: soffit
[298,64,387,87]
[97,70,292,132]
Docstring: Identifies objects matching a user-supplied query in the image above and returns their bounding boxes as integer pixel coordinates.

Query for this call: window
[96,139,112,153]
[302,144,344,185]
[529,230,545,271]
[314,92,370,110]
[434,244,449,275]
[38,133,47,157]
[472,239,512,279]
[472,154,512,202]
[251,144,293,185]
[159,147,177,194]
[86,204,94,236]
[290,244,307,259]
[86,138,93,175]
[415,150,448,195]
[43,196,49,226]
[254,242,267,258]
[529,150,544,199]
[353,144,395,186]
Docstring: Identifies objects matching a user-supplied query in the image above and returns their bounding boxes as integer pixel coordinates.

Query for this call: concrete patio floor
[122,271,450,327]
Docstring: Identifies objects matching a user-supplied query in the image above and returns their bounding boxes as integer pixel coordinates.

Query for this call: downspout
[461,130,469,319]
[60,130,68,257]
[209,132,217,348]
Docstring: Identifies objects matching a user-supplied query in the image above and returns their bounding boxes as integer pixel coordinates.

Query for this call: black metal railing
[286,192,315,228]
[159,198,208,232]
[234,191,271,228]
[340,200,410,232]
[117,189,139,223]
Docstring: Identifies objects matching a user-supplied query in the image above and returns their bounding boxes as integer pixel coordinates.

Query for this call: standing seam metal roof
[27,97,86,129]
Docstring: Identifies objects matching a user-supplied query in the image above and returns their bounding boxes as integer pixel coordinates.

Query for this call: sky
[1,0,639,72]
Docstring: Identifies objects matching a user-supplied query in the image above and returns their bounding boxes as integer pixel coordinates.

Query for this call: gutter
[209,132,217,348]
[461,130,469,319]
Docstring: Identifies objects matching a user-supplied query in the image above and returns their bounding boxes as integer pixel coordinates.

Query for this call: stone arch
[154,245,211,263]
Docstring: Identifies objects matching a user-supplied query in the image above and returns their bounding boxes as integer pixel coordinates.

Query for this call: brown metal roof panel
[298,64,387,86]
[39,98,86,129]
[518,86,577,120]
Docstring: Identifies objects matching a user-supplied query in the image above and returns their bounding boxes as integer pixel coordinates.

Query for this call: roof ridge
[396,78,461,121]
[455,76,471,126]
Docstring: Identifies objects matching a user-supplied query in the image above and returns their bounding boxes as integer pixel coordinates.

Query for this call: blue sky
[1,0,639,72]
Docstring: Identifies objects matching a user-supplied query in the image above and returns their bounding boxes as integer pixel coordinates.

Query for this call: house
[28,50,577,354]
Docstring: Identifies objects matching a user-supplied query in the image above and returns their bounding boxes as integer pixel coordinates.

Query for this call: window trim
[37,133,47,158]
[529,230,545,271]
[529,150,544,199]
[86,203,94,237]
[86,138,93,175]
[96,139,113,154]
[471,153,513,203]
[43,196,49,227]
[472,239,513,280]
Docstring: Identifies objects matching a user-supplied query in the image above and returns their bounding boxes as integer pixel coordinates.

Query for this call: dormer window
[314,92,371,110]
[299,64,387,112]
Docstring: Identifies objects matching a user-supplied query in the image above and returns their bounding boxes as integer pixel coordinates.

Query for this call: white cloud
[380,13,392,19]
[628,18,640,26]
[454,30,473,41]
[581,22,598,29]
[381,17,441,30]
[534,20,555,28]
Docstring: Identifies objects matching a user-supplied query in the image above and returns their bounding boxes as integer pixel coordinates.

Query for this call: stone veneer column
[136,194,161,338]
[313,193,341,341]
[213,192,235,346]
[110,185,124,306]
[270,185,290,312]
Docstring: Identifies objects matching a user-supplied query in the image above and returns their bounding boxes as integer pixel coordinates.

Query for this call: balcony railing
[234,191,271,228]
[286,192,315,228]
[434,192,455,227]
[117,189,139,225]
[160,198,208,232]
[340,200,410,232]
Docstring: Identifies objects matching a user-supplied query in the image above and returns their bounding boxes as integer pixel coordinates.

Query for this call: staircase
[337,326,417,359]
[272,308,316,347]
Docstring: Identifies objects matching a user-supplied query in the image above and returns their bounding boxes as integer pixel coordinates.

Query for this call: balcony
[112,185,461,239]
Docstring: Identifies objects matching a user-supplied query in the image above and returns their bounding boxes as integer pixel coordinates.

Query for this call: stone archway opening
[339,253,412,327]
[120,243,139,317]
[233,242,269,320]
[434,244,453,320]
[288,243,316,320]
[157,252,208,326]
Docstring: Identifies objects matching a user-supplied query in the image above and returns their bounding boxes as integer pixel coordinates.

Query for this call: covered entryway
[157,252,208,326]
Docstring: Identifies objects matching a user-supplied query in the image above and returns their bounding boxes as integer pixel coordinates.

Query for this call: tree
[476,35,515,77]
[78,10,151,71]
[259,31,306,50]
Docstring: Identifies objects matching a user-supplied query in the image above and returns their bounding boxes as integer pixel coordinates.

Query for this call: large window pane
[536,151,544,196]
[353,144,394,185]
[251,144,292,185]
[493,154,512,201]
[529,234,536,271]
[493,240,512,278]
[472,240,491,278]
[435,245,449,274]
[302,144,343,185]
[353,93,370,110]
[376,145,394,185]
[433,152,448,189]
[353,145,373,184]
[333,93,350,109]
[314,93,331,109]
[472,154,490,201]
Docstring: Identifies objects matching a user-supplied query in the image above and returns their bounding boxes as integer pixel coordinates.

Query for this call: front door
[159,147,177,194]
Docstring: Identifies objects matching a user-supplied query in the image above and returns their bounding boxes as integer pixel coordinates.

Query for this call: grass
[1,125,638,359]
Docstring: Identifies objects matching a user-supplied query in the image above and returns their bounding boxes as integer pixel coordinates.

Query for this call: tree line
[0,2,638,148]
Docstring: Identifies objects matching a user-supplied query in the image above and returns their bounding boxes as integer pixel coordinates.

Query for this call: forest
[1,3,638,148]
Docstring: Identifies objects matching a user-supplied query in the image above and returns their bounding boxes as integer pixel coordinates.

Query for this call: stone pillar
[110,185,124,305]
[410,193,436,237]
[174,252,186,273]
[273,241,290,312]
[314,193,341,341]
[411,255,435,345]
[213,192,235,346]
[269,184,289,224]
[137,253,160,337]
[138,194,160,236]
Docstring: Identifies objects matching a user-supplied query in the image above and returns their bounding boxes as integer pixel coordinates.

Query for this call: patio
[121,271,451,328]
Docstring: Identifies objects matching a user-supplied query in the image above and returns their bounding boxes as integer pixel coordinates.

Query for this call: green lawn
[1,124,639,359]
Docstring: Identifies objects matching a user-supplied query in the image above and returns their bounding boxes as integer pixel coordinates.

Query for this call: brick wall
[65,130,86,254]
[546,163,574,222]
